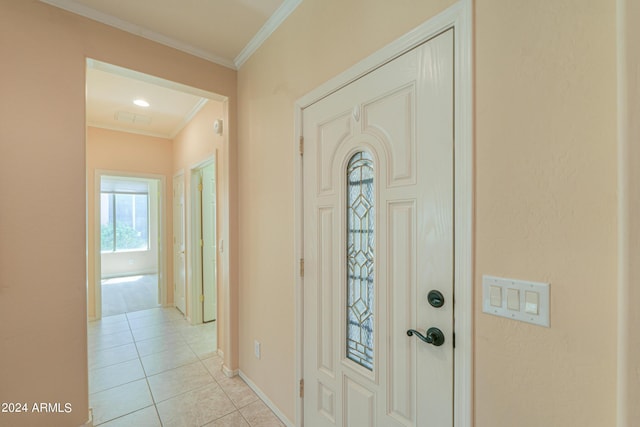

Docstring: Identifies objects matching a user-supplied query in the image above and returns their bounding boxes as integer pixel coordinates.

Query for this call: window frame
[100,190,150,253]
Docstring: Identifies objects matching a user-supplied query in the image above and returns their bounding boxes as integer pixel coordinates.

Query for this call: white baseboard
[222,364,238,378]
[80,408,93,427]
[238,370,294,427]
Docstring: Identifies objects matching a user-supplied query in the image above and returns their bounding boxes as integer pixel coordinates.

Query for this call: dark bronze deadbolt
[427,290,445,308]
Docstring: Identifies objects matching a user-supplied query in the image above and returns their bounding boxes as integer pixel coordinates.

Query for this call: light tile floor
[88,307,285,427]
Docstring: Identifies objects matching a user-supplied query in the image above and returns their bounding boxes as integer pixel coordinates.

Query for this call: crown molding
[170,97,209,139]
[234,0,303,69]
[39,0,237,69]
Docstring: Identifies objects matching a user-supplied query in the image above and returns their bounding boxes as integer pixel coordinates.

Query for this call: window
[346,151,375,370]
[101,192,149,252]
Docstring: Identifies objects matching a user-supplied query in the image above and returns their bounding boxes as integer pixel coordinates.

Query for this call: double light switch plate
[482,275,550,327]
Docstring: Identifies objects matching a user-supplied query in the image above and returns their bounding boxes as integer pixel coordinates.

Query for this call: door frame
[173,170,187,315]
[617,0,640,423]
[189,156,217,325]
[293,2,473,425]
[92,170,167,319]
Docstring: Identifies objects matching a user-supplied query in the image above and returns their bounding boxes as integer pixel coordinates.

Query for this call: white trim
[234,0,303,68]
[170,98,209,139]
[617,0,638,425]
[87,59,227,101]
[173,170,187,315]
[189,157,214,325]
[221,364,238,378]
[82,408,94,427]
[293,112,304,427]
[40,0,236,69]
[86,123,176,140]
[293,2,473,426]
[239,370,295,427]
[617,1,627,424]
[219,99,234,375]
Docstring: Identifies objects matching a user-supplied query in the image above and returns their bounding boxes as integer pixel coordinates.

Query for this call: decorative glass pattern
[346,151,375,370]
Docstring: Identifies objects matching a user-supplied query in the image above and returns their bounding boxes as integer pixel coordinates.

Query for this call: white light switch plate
[482,275,550,327]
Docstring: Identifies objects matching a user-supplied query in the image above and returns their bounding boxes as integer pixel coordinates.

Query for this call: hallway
[88,307,284,426]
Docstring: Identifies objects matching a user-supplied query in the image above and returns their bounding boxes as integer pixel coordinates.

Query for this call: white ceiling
[41,0,301,69]
[45,0,302,138]
[86,60,217,138]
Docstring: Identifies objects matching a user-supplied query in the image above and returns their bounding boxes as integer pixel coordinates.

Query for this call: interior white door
[302,30,454,426]
[202,161,217,323]
[173,175,186,315]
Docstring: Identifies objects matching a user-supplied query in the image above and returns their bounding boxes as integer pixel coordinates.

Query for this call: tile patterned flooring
[88,307,284,426]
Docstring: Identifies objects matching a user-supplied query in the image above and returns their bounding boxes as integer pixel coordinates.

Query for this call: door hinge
[200,239,204,247]
[200,295,205,302]
[299,136,304,155]
[453,332,456,348]
[198,182,203,192]
[299,258,304,277]
[299,379,304,398]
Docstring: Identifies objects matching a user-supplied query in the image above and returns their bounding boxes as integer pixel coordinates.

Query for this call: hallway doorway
[190,159,218,324]
[95,173,164,319]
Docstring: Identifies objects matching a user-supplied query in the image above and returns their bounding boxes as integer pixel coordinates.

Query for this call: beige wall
[172,101,225,333]
[237,0,458,421]
[475,1,617,426]
[0,1,236,425]
[87,127,172,316]
[237,0,618,425]
[0,0,627,425]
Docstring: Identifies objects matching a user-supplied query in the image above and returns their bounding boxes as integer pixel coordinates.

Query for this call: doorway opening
[293,3,473,425]
[99,175,162,317]
[84,57,235,424]
[190,158,218,324]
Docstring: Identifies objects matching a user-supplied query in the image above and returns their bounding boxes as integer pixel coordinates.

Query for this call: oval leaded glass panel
[346,151,375,370]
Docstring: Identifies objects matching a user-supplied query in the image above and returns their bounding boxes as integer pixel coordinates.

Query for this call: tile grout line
[90,307,253,427]
[128,311,165,427]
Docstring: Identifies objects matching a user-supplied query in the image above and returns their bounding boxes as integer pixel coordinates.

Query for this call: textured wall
[475,1,617,425]
[0,2,236,426]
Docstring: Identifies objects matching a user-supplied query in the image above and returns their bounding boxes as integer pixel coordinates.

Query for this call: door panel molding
[293,2,473,425]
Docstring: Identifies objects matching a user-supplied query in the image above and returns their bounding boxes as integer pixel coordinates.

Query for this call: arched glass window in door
[346,151,375,370]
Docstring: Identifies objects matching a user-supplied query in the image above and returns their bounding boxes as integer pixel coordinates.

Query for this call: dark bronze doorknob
[406,327,445,346]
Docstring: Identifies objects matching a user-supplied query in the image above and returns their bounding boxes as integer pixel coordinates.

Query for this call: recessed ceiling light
[133,99,150,107]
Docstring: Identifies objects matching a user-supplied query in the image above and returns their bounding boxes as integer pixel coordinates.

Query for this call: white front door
[302,30,454,427]
[173,175,186,315]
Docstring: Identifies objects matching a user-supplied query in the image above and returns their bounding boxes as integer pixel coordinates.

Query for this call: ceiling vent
[115,111,152,125]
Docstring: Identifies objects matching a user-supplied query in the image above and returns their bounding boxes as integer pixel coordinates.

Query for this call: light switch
[507,288,520,311]
[490,286,502,307]
[482,275,550,327]
[525,291,539,314]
